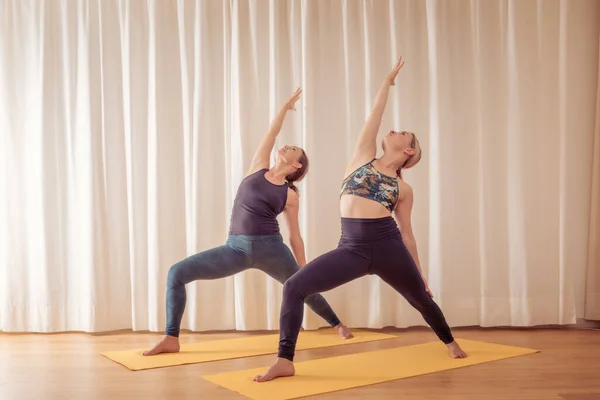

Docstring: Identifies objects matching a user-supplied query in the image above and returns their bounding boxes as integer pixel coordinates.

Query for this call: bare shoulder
[285,187,299,209]
[397,179,413,202]
[344,156,373,179]
[245,165,268,178]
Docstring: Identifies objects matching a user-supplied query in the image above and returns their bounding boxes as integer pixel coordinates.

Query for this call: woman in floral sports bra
[255,57,467,382]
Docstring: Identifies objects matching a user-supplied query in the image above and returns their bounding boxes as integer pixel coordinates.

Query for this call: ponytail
[284,149,309,196]
[396,157,408,180]
[287,181,299,194]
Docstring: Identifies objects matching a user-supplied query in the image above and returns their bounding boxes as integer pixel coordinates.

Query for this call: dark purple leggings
[278,217,454,361]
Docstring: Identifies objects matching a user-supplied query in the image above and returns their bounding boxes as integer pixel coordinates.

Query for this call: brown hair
[395,132,422,179]
[286,149,309,194]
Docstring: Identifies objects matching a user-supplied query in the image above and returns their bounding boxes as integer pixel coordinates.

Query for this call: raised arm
[282,189,307,267]
[393,179,433,298]
[246,88,302,176]
[345,57,405,176]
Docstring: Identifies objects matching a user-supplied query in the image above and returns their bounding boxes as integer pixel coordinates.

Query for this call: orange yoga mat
[202,339,540,400]
[101,329,397,371]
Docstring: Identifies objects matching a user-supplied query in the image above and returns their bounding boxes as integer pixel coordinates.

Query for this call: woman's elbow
[401,232,416,245]
[289,233,303,246]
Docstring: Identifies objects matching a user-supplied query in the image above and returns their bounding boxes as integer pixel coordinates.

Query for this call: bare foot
[336,323,354,339]
[253,358,295,382]
[447,341,467,358]
[142,335,180,356]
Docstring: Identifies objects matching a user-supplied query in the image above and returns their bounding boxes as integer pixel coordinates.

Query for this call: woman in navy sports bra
[255,57,467,382]
[143,88,353,356]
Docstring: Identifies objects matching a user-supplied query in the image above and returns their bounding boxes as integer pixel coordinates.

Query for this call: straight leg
[373,239,454,344]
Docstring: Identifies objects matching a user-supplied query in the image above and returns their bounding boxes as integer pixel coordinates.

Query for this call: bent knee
[283,276,305,300]
[167,263,185,286]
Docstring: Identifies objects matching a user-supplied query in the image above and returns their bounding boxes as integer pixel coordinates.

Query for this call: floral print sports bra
[340,159,399,212]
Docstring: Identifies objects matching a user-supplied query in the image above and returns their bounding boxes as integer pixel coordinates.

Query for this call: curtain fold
[0,0,599,333]
[584,31,600,321]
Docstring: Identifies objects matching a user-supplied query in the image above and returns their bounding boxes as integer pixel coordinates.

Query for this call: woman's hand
[422,277,433,298]
[246,87,302,176]
[425,285,433,298]
[386,56,405,86]
[285,87,302,111]
[345,57,405,174]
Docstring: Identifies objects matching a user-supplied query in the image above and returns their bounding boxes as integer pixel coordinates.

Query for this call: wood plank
[0,328,598,399]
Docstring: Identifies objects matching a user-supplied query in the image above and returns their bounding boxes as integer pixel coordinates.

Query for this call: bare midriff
[340,195,392,219]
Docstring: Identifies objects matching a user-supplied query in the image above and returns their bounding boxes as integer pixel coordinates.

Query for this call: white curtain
[585,33,600,322]
[1,0,599,333]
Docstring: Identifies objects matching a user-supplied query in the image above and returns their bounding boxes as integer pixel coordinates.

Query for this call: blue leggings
[165,234,342,337]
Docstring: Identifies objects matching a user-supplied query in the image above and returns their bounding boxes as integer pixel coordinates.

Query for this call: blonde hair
[396,132,422,179]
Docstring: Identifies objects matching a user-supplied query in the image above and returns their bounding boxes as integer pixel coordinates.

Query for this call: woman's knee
[405,291,437,312]
[283,275,305,300]
[167,262,185,286]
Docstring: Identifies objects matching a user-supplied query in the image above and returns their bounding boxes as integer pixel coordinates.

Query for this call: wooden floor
[0,327,598,400]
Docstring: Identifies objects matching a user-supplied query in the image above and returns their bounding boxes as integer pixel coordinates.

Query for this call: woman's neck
[268,163,291,184]
[376,152,407,174]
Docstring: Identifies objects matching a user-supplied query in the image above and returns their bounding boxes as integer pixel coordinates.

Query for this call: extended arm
[345,57,405,175]
[247,88,302,175]
[282,189,307,267]
[393,180,432,297]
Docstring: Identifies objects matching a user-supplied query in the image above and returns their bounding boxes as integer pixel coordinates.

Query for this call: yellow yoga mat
[101,329,396,371]
[202,339,540,400]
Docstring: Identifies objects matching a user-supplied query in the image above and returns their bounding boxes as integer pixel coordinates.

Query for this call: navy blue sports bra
[340,159,399,212]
